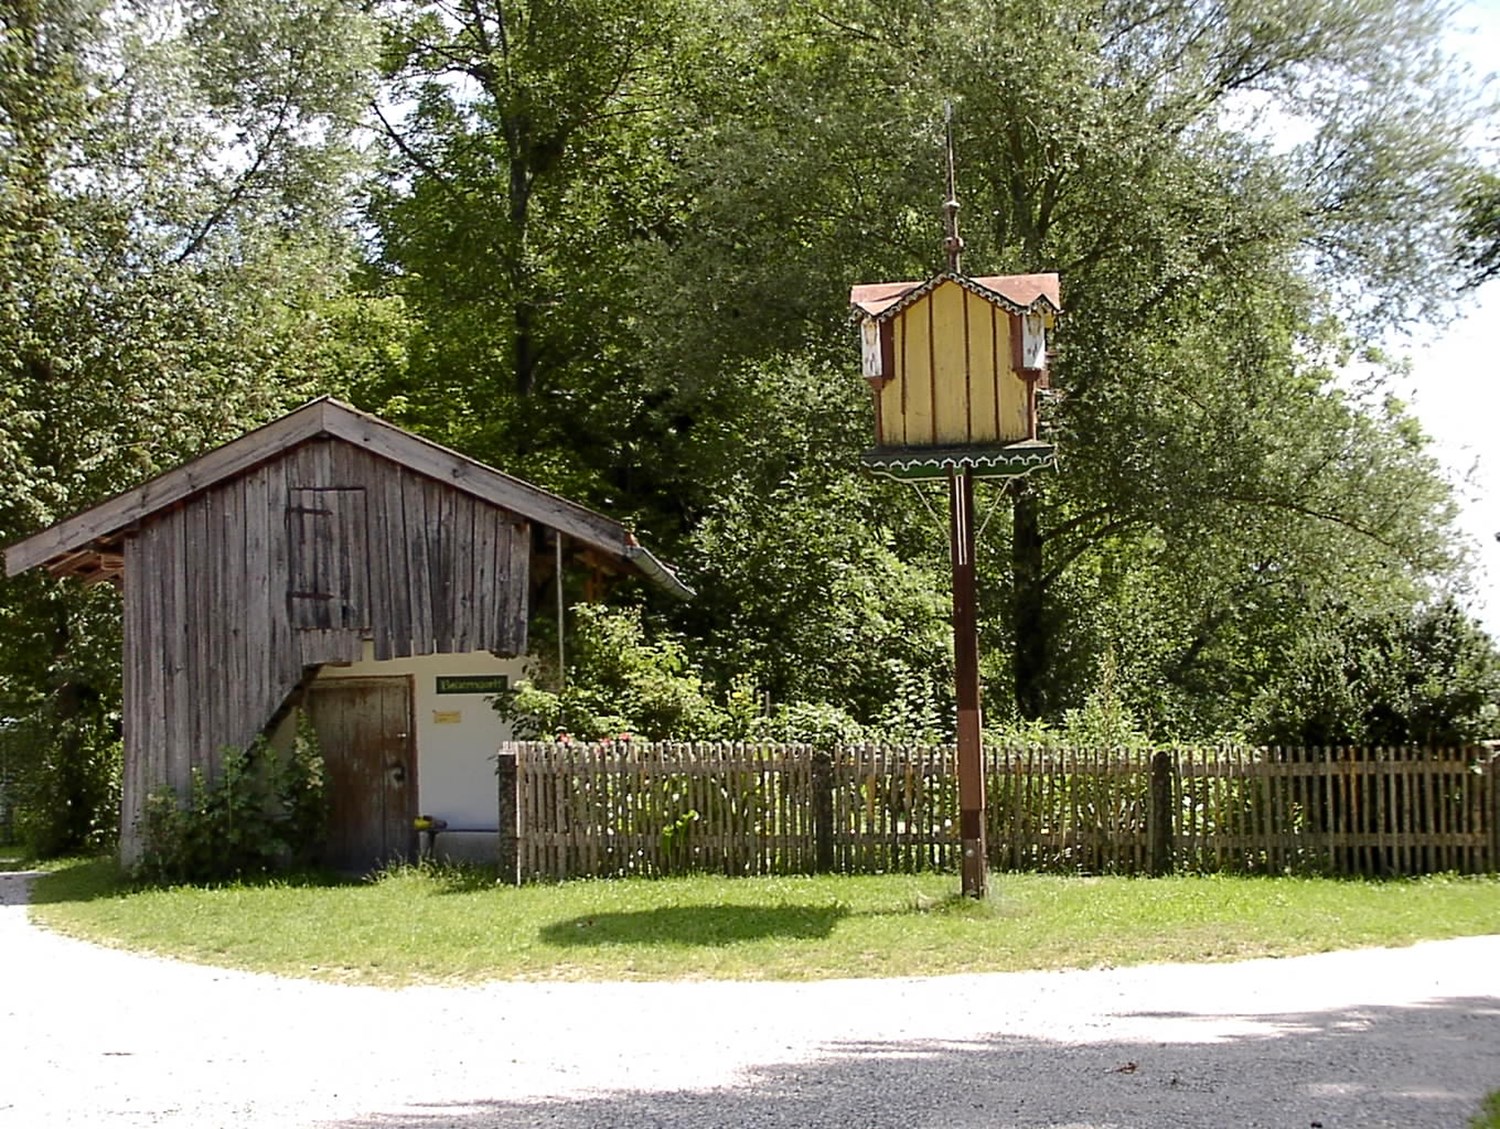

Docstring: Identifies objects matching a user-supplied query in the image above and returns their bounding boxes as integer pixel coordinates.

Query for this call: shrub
[497,605,727,741]
[2,708,121,858]
[136,716,326,884]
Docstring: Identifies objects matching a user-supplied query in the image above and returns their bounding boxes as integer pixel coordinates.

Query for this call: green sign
[435,675,509,695]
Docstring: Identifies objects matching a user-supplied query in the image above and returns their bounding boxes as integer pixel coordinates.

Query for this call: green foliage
[1250,599,1500,746]
[0,579,123,857]
[1,708,121,858]
[497,605,917,745]
[989,654,1155,750]
[135,718,327,884]
[498,605,726,741]
[746,702,867,749]
[1458,170,1500,290]
[665,354,953,732]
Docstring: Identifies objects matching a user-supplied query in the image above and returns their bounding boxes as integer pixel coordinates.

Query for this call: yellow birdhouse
[850,271,1060,480]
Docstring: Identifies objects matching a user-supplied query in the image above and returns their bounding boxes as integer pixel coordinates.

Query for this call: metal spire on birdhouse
[943,103,964,275]
[849,112,1063,898]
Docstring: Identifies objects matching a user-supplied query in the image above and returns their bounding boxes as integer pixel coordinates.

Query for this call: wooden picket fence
[495,742,1500,882]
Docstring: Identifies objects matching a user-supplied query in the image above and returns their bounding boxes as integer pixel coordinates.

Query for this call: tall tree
[362,0,1487,740]
[633,0,1483,732]
[0,0,376,851]
[367,0,690,508]
[923,0,1478,722]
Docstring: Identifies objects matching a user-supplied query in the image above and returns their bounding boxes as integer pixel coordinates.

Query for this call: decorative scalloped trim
[862,444,1057,482]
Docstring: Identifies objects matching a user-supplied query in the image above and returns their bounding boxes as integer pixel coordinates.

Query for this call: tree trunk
[1012,481,1047,720]
[508,153,536,397]
[514,298,537,398]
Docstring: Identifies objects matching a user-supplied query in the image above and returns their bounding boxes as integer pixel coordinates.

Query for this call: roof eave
[3,397,337,578]
[850,271,1062,323]
[3,398,673,589]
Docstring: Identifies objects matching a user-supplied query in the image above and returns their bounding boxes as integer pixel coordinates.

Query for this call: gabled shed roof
[850,271,1061,321]
[3,397,691,598]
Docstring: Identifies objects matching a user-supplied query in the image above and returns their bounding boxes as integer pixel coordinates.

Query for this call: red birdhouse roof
[850,271,1061,321]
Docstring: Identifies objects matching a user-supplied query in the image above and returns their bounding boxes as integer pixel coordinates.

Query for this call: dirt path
[3,870,1498,1128]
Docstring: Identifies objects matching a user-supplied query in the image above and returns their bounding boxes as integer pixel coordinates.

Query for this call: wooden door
[305,677,415,872]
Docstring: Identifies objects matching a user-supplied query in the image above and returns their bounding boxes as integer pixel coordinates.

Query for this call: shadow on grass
[538,903,849,947]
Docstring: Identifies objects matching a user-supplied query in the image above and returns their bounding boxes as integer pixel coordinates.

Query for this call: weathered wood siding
[876,279,1029,448]
[120,437,531,860]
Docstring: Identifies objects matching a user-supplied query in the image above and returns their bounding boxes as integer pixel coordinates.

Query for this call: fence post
[1150,749,1174,877]
[1490,751,1500,876]
[812,750,835,874]
[496,748,520,886]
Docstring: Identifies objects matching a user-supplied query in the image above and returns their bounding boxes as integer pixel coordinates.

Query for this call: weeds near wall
[136,716,326,884]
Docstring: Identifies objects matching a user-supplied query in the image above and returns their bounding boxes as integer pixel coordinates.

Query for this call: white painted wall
[313,644,528,863]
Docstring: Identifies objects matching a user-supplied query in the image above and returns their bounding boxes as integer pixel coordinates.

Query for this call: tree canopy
[3,0,1497,851]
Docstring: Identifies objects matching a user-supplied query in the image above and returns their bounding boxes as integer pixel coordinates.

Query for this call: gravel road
[2,870,1498,1129]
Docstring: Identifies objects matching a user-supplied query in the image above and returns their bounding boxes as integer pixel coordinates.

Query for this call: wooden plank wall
[878,282,1029,448]
[119,437,532,862]
[501,742,1499,883]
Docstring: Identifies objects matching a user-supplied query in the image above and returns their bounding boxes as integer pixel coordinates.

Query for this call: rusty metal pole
[949,467,987,897]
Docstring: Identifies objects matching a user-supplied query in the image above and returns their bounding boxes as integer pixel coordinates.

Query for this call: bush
[2,709,120,858]
[496,606,935,747]
[135,716,326,884]
[497,605,727,741]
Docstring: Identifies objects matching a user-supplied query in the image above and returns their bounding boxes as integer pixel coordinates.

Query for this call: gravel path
[3,871,1499,1129]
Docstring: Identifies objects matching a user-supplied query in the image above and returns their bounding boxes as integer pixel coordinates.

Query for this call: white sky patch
[1218,88,1321,153]
[1389,0,1500,633]
[1389,281,1500,628]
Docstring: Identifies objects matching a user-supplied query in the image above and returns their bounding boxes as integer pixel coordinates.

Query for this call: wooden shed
[3,398,688,868]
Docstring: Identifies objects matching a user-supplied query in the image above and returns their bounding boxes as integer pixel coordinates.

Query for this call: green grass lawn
[22,861,1500,985]
[1474,1091,1500,1129]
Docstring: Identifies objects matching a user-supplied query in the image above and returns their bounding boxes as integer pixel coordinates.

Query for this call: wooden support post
[1150,749,1174,877]
[812,750,835,874]
[496,749,520,885]
[1489,750,1500,875]
[950,469,987,898]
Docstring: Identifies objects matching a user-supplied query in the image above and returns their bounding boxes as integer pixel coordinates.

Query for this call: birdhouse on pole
[849,111,1062,899]
[850,271,1060,480]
